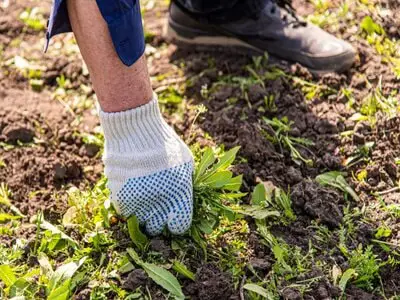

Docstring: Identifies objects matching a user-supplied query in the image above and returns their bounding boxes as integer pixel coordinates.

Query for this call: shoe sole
[165,20,355,75]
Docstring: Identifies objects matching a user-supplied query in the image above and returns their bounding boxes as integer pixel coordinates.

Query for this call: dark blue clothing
[46,0,266,65]
[46,0,145,67]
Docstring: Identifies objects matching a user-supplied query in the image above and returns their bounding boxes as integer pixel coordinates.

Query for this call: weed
[191,146,246,252]
[263,117,314,166]
[343,142,374,168]
[337,206,365,255]
[257,95,277,113]
[127,248,184,299]
[359,16,400,79]
[9,55,44,91]
[385,204,400,219]
[254,220,317,296]
[19,7,46,31]
[347,245,384,291]
[208,217,250,280]
[375,225,392,239]
[0,183,24,217]
[292,77,336,101]
[78,132,104,150]
[316,171,360,201]
[244,283,275,299]
[158,86,184,105]
[351,78,399,125]
[242,182,295,225]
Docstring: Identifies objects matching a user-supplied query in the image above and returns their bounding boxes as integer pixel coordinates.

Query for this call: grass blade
[172,261,195,281]
[243,283,274,299]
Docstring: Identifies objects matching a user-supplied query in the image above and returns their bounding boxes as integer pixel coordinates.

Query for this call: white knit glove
[99,95,193,235]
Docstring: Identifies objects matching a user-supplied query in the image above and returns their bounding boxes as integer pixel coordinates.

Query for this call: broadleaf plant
[192,146,246,252]
[316,171,360,201]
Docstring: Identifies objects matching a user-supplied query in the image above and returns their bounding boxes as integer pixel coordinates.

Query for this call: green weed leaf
[210,146,240,172]
[198,218,217,234]
[243,283,274,299]
[0,265,17,287]
[127,215,148,251]
[202,170,233,188]
[339,268,357,291]
[127,248,184,299]
[360,16,384,35]
[0,213,21,222]
[172,261,195,281]
[48,258,86,296]
[48,278,71,300]
[9,278,31,298]
[375,226,392,239]
[316,171,360,201]
[251,183,266,206]
[199,146,240,183]
[240,206,280,219]
[141,264,184,299]
[194,148,216,183]
[35,217,78,249]
[38,253,54,277]
[223,175,243,191]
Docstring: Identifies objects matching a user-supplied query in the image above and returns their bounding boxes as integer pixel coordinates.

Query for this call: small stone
[84,144,100,158]
[352,132,365,144]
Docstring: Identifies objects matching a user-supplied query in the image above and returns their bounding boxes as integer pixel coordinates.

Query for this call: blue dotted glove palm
[100,96,193,235]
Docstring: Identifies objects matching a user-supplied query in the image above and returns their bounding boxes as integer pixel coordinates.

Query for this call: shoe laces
[264,0,307,28]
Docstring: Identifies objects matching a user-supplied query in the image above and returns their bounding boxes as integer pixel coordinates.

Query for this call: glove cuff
[100,94,175,153]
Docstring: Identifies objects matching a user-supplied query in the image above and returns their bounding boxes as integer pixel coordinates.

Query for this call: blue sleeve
[46,0,145,67]
[96,0,145,66]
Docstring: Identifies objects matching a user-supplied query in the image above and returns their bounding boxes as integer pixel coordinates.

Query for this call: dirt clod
[149,237,174,258]
[291,181,343,228]
[122,269,149,291]
[2,123,35,144]
[282,287,302,300]
[185,264,234,300]
[249,257,271,272]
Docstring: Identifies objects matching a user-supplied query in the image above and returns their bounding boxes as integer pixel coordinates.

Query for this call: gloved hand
[99,95,193,235]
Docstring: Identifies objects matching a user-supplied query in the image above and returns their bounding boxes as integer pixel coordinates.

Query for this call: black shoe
[166,1,356,74]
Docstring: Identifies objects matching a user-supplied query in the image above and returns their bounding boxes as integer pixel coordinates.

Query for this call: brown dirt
[184,264,235,300]
[291,181,344,228]
[0,89,102,217]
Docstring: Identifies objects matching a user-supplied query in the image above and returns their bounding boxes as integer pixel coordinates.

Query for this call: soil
[0,0,399,299]
[184,264,235,300]
[0,89,102,217]
[291,181,344,228]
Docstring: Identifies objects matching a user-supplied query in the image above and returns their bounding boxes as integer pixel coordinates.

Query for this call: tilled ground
[0,0,399,299]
